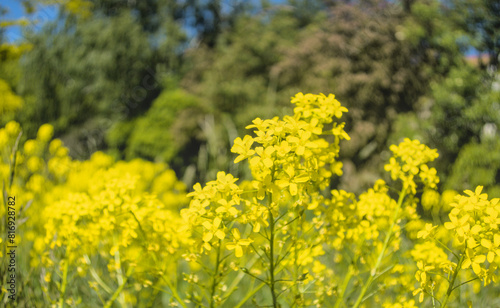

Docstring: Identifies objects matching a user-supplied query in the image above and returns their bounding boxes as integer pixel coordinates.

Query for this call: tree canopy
[1,0,498,194]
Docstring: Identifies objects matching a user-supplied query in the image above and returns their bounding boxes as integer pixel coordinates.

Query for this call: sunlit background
[1,1,500,307]
[1,0,499,195]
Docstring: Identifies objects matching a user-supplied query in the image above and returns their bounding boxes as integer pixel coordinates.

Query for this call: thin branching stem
[241,269,268,284]
[209,240,222,308]
[268,204,278,308]
[234,282,266,308]
[159,275,188,308]
[8,131,22,190]
[432,238,460,261]
[352,188,407,308]
[451,277,479,291]
[441,253,465,308]
[333,264,354,308]
[104,267,134,308]
[57,251,70,308]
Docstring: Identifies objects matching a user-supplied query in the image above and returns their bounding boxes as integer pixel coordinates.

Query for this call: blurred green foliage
[118,88,201,163]
[0,0,498,192]
[0,13,27,123]
[0,0,499,305]
[447,138,500,197]
[18,11,157,154]
[425,67,499,163]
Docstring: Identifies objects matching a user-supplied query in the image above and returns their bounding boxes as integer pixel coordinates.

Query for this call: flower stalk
[440,253,464,308]
[268,205,278,308]
[352,189,406,308]
[210,240,222,308]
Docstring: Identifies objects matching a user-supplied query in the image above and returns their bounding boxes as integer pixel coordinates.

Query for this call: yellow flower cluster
[414,186,500,305]
[384,138,439,194]
[180,93,350,306]
[314,138,442,306]
[324,180,398,256]
[183,93,350,261]
[184,94,496,307]
[232,93,349,205]
[1,121,189,306]
[3,90,499,307]
[411,241,455,302]
[41,152,189,302]
[0,122,72,259]
[383,298,417,308]
[444,186,500,284]
[181,171,253,256]
[0,79,23,114]
[0,122,70,193]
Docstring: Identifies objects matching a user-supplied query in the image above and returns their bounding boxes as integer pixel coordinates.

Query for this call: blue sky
[0,0,479,56]
[2,0,24,19]
[1,0,58,42]
[1,0,266,43]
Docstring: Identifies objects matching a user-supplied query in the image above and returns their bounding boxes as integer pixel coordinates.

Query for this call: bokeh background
[1,0,499,194]
[1,1,500,307]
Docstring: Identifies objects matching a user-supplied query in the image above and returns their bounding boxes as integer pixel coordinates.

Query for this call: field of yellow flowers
[1,93,499,307]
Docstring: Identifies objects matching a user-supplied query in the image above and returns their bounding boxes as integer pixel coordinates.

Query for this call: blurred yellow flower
[37,124,54,142]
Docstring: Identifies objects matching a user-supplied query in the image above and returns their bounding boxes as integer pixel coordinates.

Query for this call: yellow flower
[27,156,43,172]
[480,235,500,263]
[463,185,488,200]
[49,139,63,155]
[37,123,54,142]
[23,139,37,156]
[384,138,439,194]
[5,121,21,136]
[417,223,437,239]
[421,189,440,211]
[444,213,470,241]
[213,171,239,193]
[202,217,226,243]
[462,248,486,275]
[434,186,500,284]
[226,228,253,258]
[215,199,239,217]
[231,135,255,163]
[331,122,350,140]
[413,261,435,302]
[439,189,457,212]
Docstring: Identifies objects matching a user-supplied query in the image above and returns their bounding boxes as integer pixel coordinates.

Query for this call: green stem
[146,280,161,307]
[58,253,70,308]
[451,277,479,291]
[268,206,278,308]
[294,208,302,306]
[113,240,127,307]
[334,264,354,308]
[441,253,464,308]
[104,267,133,308]
[431,283,437,308]
[161,277,188,308]
[234,282,267,308]
[210,241,222,308]
[238,258,288,307]
[221,255,259,306]
[352,189,406,308]
[8,131,22,190]
[84,255,113,294]
[160,261,187,308]
[432,238,460,261]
